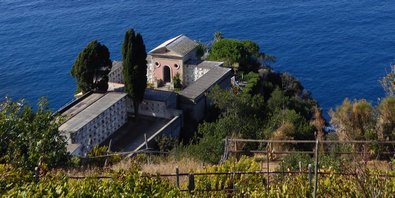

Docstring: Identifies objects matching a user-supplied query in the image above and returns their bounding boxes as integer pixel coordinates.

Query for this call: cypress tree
[122,29,147,116]
[71,40,112,93]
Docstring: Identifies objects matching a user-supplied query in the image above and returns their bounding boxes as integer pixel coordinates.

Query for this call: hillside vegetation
[2,157,395,197]
[2,33,395,197]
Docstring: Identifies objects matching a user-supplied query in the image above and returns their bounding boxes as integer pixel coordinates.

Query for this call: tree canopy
[122,29,147,115]
[188,68,321,163]
[0,98,69,170]
[207,34,275,72]
[185,37,321,162]
[330,96,395,142]
[71,40,112,93]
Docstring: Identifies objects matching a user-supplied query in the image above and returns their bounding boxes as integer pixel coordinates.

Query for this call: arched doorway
[163,66,171,83]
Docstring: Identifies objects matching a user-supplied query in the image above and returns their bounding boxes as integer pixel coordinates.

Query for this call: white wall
[184,65,210,86]
[108,65,124,83]
[127,97,182,119]
[70,97,127,156]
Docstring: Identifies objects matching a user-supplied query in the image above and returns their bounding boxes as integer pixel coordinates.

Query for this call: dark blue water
[1,1,395,116]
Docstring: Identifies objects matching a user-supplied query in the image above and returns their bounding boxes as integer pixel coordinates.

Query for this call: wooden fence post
[308,164,312,189]
[34,157,42,183]
[188,173,195,194]
[104,139,112,167]
[266,149,270,191]
[34,166,40,183]
[176,166,180,188]
[313,139,319,198]
[299,161,302,174]
[144,133,148,149]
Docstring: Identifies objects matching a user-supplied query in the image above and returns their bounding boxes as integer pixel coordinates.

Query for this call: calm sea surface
[1,0,394,116]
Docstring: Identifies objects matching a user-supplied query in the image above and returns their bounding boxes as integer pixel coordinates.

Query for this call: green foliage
[153,135,179,152]
[187,66,320,163]
[83,146,122,167]
[208,39,247,69]
[193,156,263,193]
[209,85,265,118]
[278,153,344,173]
[330,99,379,157]
[71,40,112,93]
[0,98,69,170]
[242,72,262,95]
[380,64,395,96]
[187,157,395,197]
[330,98,376,141]
[185,37,321,164]
[1,167,180,197]
[208,39,255,72]
[208,36,276,72]
[122,28,147,115]
[278,153,313,172]
[329,97,395,158]
[377,96,395,140]
[172,73,182,89]
[0,164,34,193]
[3,156,395,197]
[263,110,315,145]
[195,42,207,60]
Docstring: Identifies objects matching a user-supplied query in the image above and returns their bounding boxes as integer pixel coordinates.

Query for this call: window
[174,64,180,70]
[155,62,160,68]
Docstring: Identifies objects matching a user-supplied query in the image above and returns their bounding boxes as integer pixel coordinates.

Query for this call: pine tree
[71,40,112,94]
[122,29,147,116]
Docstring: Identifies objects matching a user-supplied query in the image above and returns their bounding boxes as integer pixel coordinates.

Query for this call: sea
[1,0,395,118]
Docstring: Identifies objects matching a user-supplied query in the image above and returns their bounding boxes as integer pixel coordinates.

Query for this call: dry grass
[141,157,206,175]
[53,167,106,177]
[367,160,393,171]
[110,158,137,172]
[139,156,207,187]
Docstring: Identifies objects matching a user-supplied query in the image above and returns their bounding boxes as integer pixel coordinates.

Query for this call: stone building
[61,35,232,156]
[179,62,232,121]
[108,34,233,122]
[147,35,199,87]
[59,92,128,156]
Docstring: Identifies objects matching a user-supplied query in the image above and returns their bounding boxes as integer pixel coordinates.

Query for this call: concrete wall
[182,48,198,62]
[129,115,182,155]
[179,70,232,122]
[192,97,207,121]
[67,144,83,156]
[69,97,127,156]
[108,64,123,83]
[127,97,182,119]
[184,65,210,86]
[161,115,182,137]
[147,61,155,84]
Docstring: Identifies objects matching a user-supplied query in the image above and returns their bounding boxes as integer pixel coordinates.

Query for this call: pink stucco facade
[151,57,183,83]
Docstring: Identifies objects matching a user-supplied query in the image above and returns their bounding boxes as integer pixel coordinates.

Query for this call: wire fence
[34,139,395,196]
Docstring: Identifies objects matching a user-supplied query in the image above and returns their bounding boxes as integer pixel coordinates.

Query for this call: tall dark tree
[71,40,112,93]
[122,29,147,116]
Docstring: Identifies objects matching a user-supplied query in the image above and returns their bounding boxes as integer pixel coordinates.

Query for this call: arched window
[163,66,171,83]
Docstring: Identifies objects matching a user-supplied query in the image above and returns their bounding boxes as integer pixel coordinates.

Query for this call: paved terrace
[101,115,170,152]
